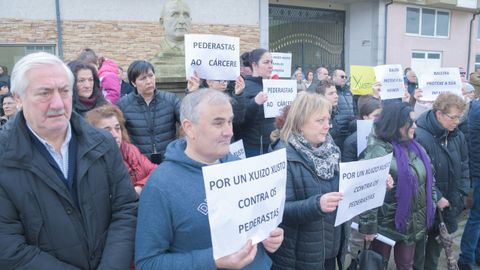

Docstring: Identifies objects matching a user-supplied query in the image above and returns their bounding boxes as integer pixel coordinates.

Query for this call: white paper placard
[202,149,287,259]
[262,79,297,118]
[271,52,292,78]
[185,34,240,80]
[418,68,463,101]
[229,139,246,159]
[374,64,405,100]
[335,153,393,226]
[356,120,374,157]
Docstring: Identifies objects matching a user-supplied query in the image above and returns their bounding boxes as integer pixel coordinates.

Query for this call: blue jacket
[334,85,356,150]
[135,139,272,270]
[117,89,180,161]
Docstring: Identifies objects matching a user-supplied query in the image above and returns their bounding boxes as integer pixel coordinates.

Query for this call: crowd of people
[0,46,479,270]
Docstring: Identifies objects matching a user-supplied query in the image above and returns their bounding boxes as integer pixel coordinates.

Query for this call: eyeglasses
[214,80,228,84]
[340,75,347,79]
[443,112,462,121]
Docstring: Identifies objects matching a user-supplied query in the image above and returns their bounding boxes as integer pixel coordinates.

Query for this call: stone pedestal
[156,77,187,97]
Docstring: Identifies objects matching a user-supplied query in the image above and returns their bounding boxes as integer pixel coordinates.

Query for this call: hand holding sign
[255,92,268,105]
[235,76,245,95]
[261,227,284,253]
[215,240,257,269]
[187,71,201,92]
[320,192,344,213]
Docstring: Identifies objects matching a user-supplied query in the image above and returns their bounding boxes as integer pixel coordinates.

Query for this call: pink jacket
[98,59,120,104]
[120,142,157,187]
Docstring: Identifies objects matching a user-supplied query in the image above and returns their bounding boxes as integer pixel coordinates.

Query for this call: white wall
[0,0,259,25]
[345,0,385,71]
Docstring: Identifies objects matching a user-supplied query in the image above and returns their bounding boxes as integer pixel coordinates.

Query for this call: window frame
[405,6,450,39]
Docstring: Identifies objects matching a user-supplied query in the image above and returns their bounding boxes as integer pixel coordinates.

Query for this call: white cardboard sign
[262,79,297,118]
[374,64,405,100]
[356,120,374,157]
[229,139,246,159]
[202,149,287,259]
[418,68,463,101]
[271,52,292,78]
[185,34,240,80]
[335,153,393,226]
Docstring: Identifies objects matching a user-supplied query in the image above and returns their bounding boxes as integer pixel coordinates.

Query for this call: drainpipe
[383,0,393,64]
[467,11,480,75]
[55,0,64,59]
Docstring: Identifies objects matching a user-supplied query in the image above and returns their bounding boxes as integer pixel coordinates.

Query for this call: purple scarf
[392,139,434,232]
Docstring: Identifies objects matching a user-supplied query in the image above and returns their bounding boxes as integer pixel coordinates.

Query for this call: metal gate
[269,4,345,74]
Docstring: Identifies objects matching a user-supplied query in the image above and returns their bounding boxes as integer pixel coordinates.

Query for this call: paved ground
[344,211,469,269]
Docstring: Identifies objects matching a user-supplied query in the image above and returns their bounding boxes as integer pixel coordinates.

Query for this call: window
[406,7,450,37]
[0,44,56,76]
[475,54,480,71]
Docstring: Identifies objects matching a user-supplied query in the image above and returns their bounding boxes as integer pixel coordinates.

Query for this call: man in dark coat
[458,97,480,270]
[0,52,137,269]
[415,92,469,270]
[331,69,356,150]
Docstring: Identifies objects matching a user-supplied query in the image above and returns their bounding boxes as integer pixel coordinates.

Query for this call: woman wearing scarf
[68,60,107,116]
[359,102,436,270]
[270,92,346,270]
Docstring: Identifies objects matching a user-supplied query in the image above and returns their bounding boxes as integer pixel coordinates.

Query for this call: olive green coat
[358,135,437,244]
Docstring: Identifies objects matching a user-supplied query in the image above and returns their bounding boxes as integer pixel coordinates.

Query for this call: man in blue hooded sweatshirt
[135,88,284,270]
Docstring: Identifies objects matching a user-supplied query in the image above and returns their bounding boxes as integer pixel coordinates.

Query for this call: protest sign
[263,79,297,118]
[185,34,240,80]
[356,119,374,157]
[271,52,292,78]
[350,65,376,95]
[418,68,463,101]
[202,149,287,259]
[335,153,393,226]
[229,139,246,159]
[374,64,405,100]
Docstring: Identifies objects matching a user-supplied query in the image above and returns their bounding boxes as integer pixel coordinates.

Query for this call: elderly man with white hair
[0,52,137,269]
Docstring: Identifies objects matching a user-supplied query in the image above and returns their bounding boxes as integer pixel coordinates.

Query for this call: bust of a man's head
[160,0,192,43]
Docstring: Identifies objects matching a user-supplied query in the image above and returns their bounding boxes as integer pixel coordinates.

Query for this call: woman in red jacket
[86,104,157,195]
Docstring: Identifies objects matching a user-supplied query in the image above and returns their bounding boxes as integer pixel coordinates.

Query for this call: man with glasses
[415,92,470,270]
[330,69,355,151]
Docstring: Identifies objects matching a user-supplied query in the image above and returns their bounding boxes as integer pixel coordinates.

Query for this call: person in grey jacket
[135,88,283,270]
[0,52,137,269]
[117,60,181,164]
[270,91,345,270]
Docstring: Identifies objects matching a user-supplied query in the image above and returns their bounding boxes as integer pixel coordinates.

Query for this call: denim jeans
[459,181,480,265]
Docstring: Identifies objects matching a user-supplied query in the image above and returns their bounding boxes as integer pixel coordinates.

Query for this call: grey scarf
[288,133,340,179]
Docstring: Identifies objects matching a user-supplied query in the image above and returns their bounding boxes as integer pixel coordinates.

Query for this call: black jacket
[236,76,275,152]
[469,98,480,182]
[269,140,346,270]
[0,112,137,269]
[117,89,180,161]
[415,110,469,233]
[334,85,356,150]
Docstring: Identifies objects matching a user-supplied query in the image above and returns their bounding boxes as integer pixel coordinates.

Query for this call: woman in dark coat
[415,92,469,270]
[236,48,273,157]
[270,91,345,270]
[67,60,108,116]
[359,102,436,270]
